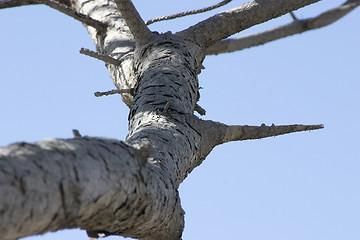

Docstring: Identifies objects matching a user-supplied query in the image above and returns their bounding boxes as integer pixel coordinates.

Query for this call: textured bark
[0,0,331,239]
[0,138,184,240]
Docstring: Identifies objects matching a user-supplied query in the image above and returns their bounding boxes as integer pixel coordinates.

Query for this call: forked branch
[206,0,360,55]
[177,0,321,48]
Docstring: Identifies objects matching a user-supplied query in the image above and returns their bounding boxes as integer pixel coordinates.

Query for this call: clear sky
[1,1,359,240]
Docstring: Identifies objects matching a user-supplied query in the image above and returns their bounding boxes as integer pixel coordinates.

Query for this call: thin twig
[94,89,132,97]
[289,12,298,21]
[145,0,232,25]
[80,48,122,66]
[206,0,360,55]
[114,0,153,45]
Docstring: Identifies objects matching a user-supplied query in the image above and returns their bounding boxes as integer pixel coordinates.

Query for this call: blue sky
[1,1,359,240]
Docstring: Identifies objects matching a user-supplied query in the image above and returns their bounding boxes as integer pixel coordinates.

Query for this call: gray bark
[0,0,328,239]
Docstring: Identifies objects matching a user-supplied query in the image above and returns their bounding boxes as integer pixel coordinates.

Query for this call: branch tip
[194,104,206,116]
[290,12,298,21]
[72,129,82,138]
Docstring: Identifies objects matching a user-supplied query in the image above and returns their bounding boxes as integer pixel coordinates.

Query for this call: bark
[0,0,330,239]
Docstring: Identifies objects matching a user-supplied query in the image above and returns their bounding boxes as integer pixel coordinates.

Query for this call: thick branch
[0,138,184,240]
[114,0,153,45]
[206,0,360,55]
[177,0,320,48]
[145,0,232,25]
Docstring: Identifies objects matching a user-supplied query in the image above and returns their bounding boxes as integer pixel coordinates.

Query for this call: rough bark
[0,0,331,239]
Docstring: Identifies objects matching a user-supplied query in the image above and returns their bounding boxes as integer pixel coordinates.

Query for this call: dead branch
[206,0,360,55]
[145,0,232,25]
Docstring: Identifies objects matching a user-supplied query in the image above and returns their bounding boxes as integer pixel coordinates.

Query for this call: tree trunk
[0,0,335,239]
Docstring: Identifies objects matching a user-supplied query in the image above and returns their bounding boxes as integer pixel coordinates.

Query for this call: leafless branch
[114,0,153,45]
[80,48,122,66]
[145,0,232,25]
[94,89,133,97]
[0,0,106,31]
[221,123,323,144]
[177,0,321,48]
[206,0,360,55]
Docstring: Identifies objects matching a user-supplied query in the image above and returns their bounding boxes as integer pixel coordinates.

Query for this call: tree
[1,0,359,240]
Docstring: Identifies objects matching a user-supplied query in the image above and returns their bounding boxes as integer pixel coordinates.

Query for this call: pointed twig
[289,12,298,21]
[145,0,233,25]
[72,129,82,138]
[222,123,324,144]
[206,0,360,55]
[80,48,122,66]
[114,0,153,45]
[94,89,133,97]
[194,104,206,116]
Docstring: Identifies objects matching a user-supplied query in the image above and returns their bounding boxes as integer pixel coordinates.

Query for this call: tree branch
[80,48,122,66]
[145,0,233,25]
[0,0,106,31]
[177,0,321,48]
[114,0,153,45]
[0,138,184,240]
[94,88,133,97]
[206,0,360,55]
[221,123,324,143]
